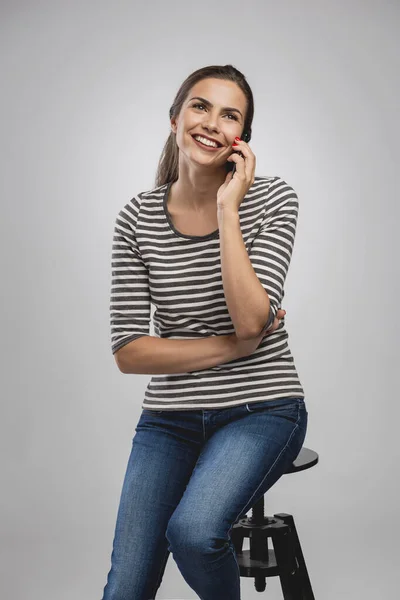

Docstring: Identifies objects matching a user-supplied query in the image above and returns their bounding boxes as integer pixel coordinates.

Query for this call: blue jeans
[101,397,308,600]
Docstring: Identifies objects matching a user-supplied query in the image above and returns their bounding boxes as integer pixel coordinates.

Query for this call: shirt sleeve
[109,200,151,355]
[248,177,300,331]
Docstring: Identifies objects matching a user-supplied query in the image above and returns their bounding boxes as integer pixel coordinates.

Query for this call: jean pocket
[245,398,304,424]
[143,408,163,414]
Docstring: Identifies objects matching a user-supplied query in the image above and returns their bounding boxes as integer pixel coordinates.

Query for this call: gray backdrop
[1,1,399,599]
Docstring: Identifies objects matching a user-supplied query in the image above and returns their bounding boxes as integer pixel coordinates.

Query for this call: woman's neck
[170,173,226,212]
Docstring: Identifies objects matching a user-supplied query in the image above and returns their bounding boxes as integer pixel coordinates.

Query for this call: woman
[102,64,307,600]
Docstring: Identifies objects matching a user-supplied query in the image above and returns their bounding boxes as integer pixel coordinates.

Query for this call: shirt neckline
[162,181,220,241]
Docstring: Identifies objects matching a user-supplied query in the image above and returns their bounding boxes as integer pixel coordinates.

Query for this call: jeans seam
[230,405,302,522]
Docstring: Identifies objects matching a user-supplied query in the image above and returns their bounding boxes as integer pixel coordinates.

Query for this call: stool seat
[231,446,318,598]
[284,447,318,474]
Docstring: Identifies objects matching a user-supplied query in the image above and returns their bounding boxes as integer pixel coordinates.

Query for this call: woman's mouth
[191,135,222,152]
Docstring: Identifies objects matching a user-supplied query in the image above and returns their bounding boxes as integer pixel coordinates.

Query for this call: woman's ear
[170,117,178,135]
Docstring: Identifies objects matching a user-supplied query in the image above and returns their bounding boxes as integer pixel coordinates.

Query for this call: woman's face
[171,78,247,171]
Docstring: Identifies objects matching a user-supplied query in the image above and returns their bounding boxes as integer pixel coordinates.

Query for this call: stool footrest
[231,513,315,599]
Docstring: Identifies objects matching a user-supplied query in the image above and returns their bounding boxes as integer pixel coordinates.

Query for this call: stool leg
[272,527,302,600]
[230,523,245,555]
[274,513,315,600]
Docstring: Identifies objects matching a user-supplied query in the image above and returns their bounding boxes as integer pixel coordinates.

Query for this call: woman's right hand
[231,308,286,359]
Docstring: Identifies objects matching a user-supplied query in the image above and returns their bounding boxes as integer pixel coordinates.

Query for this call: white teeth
[193,135,219,148]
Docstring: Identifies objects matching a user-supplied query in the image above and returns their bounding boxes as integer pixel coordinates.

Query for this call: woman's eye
[192,103,238,121]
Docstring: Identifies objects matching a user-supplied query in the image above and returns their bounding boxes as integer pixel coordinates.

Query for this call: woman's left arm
[217,151,300,340]
[218,208,272,339]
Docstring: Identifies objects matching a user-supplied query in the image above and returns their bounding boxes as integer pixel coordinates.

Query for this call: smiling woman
[156,67,252,176]
[166,75,249,191]
[102,64,307,600]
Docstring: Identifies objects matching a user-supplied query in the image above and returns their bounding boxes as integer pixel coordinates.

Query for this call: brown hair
[154,64,255,188]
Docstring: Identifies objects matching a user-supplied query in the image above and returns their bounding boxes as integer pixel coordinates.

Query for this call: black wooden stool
[231,447,318,599]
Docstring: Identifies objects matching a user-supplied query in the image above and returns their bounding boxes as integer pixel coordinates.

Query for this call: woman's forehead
[187,79,246,109]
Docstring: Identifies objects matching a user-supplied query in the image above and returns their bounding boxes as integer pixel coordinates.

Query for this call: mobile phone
[226,131,251,175]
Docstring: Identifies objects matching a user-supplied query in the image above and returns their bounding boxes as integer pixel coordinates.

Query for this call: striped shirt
[110,175,305,411]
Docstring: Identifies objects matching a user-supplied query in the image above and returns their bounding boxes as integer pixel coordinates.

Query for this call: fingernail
[235,136,241,141]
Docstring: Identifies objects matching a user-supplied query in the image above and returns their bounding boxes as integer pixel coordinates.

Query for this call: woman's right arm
[115,308,286,375]
[115,334,240,374]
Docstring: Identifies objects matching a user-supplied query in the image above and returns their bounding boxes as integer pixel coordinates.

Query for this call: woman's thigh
[102,409,202,600]
[165,398,308,567]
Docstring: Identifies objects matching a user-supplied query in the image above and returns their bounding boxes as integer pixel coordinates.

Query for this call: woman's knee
[166,515,219,556]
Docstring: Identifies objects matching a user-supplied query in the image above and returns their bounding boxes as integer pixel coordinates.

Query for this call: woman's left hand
[263,308,286,335]
[216,137,256,211]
